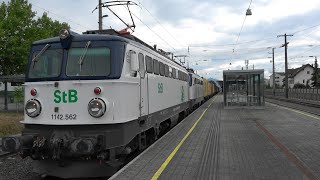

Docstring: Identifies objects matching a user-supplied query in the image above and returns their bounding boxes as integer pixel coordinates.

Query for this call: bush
[13,86,24,103]
[293,83,306,89]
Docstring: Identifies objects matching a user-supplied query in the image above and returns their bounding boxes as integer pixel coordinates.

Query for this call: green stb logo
[158,83,163,93]
[54,89,78,103]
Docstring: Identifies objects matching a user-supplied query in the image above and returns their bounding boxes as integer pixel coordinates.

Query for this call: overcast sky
[9,0,320,80]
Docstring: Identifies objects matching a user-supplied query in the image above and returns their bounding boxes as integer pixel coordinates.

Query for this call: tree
[0,0,35,75]
[310,58,320,88]
[33,12,69,41]
[0,0,69,76]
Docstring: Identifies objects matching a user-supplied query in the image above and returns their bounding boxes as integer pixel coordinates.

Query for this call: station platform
[110,94,320,180]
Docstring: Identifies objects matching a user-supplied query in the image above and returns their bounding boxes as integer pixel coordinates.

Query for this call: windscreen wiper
[78,41,91,72]
[32,44,51,68]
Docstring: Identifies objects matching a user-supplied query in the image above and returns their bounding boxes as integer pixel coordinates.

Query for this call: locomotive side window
[178,71,181,80]
[153,59,159,75]
[168,66,172,78]
[28,49,63,78]
[138,53,145,79]
[146,56,153,73]
[159,62,165,76]
[66,47,111,76]
[164,64,169,77]
[172,68,176,79]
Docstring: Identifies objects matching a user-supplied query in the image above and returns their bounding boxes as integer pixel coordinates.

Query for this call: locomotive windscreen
[66,47,111,77]
[28,49,63,78]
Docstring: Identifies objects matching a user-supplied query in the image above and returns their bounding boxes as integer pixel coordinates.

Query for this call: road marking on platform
[151,96,217,180]
[267,102,320,120]
[255,120,318,180]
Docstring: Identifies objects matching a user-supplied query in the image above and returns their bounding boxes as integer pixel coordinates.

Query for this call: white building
[288,64,314,88]
[0,82,20,91]
[269,72,285,87]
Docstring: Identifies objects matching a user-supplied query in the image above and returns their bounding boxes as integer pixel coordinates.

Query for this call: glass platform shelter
[223,69,265,109]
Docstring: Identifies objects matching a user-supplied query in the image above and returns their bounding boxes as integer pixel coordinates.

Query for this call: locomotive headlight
[25,99,41,117]
[88,98,106,118]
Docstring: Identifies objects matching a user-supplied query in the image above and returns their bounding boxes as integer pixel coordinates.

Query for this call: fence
[0,94,24,112]
[265,88,320,101]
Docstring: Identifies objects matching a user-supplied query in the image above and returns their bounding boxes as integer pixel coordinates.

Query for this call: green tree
[0,0,35,75]
[33,12,69,40]
[310,59,320,88]
[0,0,69,76]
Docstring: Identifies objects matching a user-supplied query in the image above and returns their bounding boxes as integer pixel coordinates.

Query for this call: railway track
[265,96,320,116]
[0,148,16,159]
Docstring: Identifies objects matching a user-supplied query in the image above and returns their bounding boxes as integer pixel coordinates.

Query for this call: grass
[0,112,24,137]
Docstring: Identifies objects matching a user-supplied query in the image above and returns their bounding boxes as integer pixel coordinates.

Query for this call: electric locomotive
[2,29,190,178]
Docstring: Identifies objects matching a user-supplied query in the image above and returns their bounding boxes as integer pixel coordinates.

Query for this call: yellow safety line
[151,96,217,180]
[267,102,320,120]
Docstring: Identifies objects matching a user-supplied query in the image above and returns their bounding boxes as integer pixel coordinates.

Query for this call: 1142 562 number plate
[51,114,77,120]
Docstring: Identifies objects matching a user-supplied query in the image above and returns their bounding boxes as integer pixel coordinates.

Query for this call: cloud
[4,0,319,80]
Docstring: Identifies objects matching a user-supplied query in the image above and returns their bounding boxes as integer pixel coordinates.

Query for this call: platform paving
[111,94,320,180]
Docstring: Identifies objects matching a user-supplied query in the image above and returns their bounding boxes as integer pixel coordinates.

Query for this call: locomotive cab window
[66,47,111,76]
[28,49,63,78]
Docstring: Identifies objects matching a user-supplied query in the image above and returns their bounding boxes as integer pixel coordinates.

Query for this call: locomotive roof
[32,34,130,45]
[32,29,187,71]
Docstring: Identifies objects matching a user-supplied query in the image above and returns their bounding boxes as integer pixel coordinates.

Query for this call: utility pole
[278,33,293,98]
[272,48,275,96]
[98,0,103,30]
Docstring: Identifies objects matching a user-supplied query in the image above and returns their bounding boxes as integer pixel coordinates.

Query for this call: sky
[5,0,320,80]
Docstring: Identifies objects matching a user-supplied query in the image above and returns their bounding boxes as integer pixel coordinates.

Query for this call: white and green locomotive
[2,29,191,178]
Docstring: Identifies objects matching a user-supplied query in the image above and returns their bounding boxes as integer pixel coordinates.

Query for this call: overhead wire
[291,23,320,35]
[230,0,253,67]
[234,0,253,47]
[111,2,178,53]
[135,0,188,50]
[30,2,92,32]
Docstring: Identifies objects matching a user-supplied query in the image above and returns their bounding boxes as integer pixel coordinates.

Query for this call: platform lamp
[246,8,252,16]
